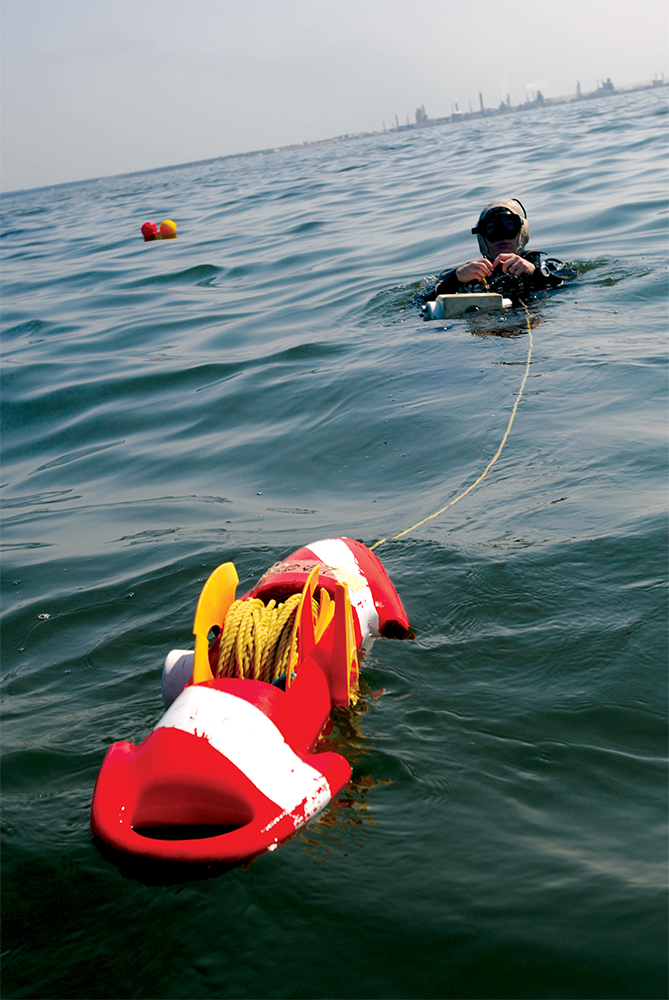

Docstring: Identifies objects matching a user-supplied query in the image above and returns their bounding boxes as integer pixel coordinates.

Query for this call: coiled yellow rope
[371,300,533,551]
[216,593,320,684]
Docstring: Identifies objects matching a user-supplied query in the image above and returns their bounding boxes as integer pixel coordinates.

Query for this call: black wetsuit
[417,251,574,307]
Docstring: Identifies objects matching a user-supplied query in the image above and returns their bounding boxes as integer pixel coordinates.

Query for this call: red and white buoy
[91,538,409,864]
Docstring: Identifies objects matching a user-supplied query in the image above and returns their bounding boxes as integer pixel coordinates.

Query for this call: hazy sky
[1,0,667,193]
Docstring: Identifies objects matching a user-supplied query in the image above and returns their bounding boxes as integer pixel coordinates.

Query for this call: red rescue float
[91,538,409,864]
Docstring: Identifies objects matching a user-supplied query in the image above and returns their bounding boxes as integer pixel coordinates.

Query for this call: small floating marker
[159,219,177,239]
[141,220,177,241]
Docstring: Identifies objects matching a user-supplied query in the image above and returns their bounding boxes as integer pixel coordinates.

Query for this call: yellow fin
[192,563,239,684]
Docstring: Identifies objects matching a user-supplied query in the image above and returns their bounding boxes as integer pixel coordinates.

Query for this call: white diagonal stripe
[155,685,330,819]
[307,538,379,639]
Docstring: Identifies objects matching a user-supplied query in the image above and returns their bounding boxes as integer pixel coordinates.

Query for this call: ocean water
[1,87,667,1000]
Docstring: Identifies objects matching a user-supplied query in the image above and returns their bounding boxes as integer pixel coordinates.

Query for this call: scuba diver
[418,198,573,306]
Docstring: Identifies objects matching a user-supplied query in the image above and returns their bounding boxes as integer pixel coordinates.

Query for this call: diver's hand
[492,253,536,276]
[455,259,495,283]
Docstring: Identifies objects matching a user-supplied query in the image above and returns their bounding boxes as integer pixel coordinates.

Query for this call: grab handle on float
[192,562,239,684]
[287,564,321,688]
[327,582,359,705]
[314,587,334,642]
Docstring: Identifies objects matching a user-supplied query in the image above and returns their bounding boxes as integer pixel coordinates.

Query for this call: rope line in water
[215,304,532,670]
[371,301,533,552]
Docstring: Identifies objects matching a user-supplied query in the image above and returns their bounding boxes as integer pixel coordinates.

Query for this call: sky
[1,0,667,193]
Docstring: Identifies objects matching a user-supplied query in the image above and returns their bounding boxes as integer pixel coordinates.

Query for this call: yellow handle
[192,562,239,684]
[341,584,359,705]
[314,588,334,642]
[286,563,320,688]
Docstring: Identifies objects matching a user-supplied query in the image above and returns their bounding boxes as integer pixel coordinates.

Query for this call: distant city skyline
[395,74,664,129]
[1,0,666,193]
[106,74,669,191]
[6,72,665,195]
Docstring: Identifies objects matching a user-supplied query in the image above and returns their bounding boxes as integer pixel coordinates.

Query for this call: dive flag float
[91,538,410,864]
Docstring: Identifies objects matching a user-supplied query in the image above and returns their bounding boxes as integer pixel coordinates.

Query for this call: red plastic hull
[91,538,408,863]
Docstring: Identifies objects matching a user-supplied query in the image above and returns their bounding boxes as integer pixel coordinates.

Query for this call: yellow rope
[216,593,320,684]
[371,300,533,551]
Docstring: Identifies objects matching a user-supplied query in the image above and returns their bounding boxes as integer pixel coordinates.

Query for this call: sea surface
[1,87,667,1000]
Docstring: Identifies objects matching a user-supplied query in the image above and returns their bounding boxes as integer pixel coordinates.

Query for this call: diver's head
[472,198,530,261]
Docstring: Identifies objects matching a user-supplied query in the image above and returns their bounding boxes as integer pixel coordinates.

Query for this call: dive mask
[472,211,523,242]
